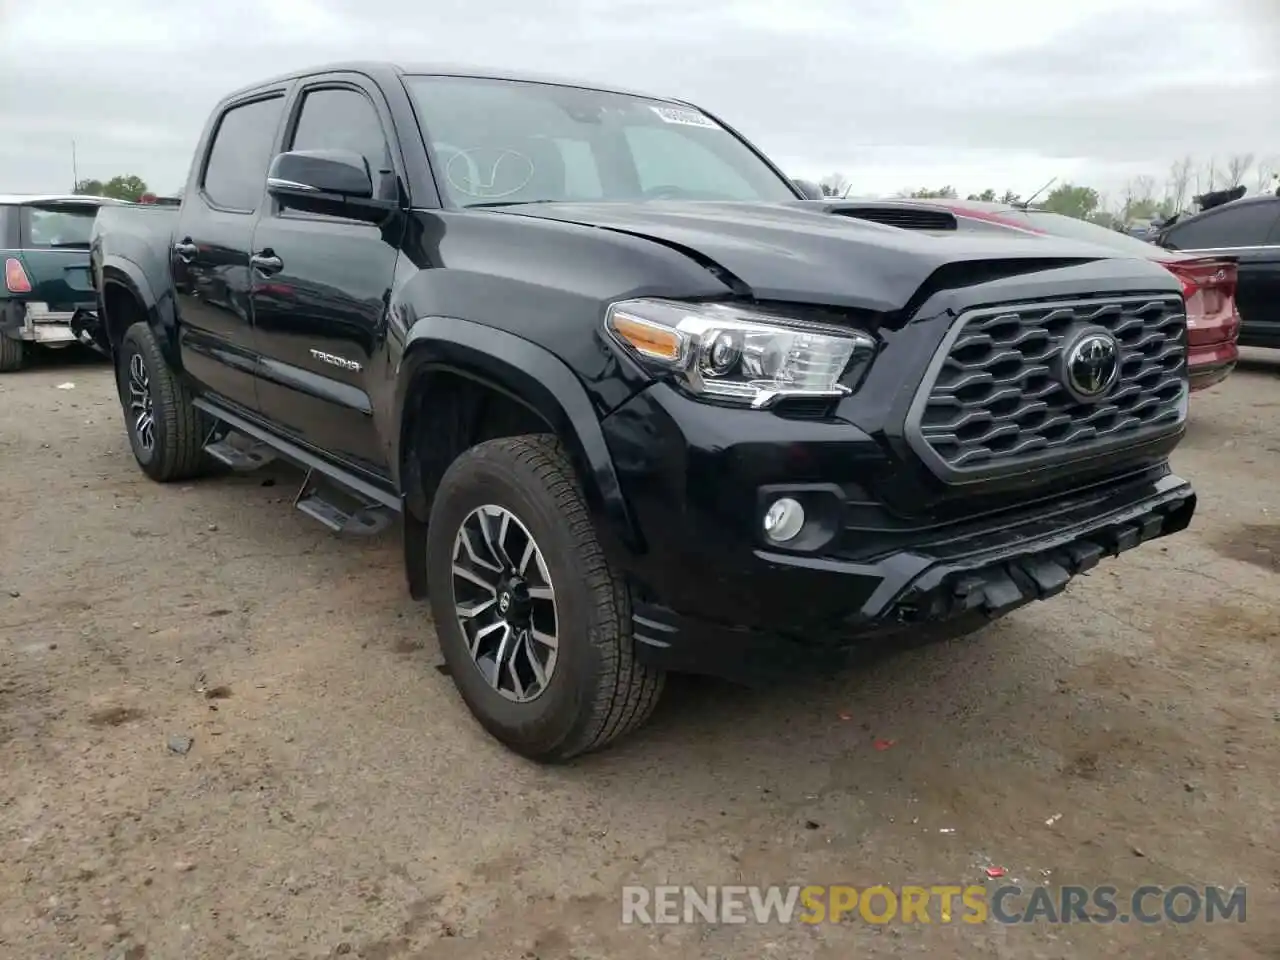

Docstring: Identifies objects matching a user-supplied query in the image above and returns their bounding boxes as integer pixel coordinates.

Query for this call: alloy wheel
[127,352,155,453]
[450,504,559,702]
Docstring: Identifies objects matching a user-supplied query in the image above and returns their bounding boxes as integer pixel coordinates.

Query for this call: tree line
[73,175,150,202]
[817,153,1280,226]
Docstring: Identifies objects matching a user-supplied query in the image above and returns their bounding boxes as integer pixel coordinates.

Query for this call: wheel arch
[98,258,178,366]
[393,317,643,588]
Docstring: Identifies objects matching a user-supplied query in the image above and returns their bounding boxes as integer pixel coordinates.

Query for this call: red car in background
[885,200,1241,392]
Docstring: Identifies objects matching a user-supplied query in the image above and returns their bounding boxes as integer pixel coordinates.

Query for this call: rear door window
[201,95,287,212]
[1163,201,1280,250]
[20,205,99,248]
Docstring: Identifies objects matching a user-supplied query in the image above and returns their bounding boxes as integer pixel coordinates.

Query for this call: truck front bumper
[628,475,1193,683]
[601,384,1196,685]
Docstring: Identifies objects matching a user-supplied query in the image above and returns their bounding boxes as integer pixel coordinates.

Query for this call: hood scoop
[819,201,959,232]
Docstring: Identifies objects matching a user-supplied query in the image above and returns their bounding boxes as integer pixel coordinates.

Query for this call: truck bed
[88,204,179,349]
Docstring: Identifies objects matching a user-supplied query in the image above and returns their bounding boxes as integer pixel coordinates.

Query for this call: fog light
[763,497,805,542]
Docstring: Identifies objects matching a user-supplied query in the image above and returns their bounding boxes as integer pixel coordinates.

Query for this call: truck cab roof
[222,60,684,106]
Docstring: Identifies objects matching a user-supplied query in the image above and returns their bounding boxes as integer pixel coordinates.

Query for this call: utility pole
[71,140,79,192]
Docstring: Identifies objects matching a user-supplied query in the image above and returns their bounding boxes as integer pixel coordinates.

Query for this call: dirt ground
[1,346,1277,960]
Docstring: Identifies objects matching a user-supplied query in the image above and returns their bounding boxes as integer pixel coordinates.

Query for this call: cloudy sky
[1,0,1277,204]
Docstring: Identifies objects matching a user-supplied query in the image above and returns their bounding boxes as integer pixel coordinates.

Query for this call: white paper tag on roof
[649,105,719,129]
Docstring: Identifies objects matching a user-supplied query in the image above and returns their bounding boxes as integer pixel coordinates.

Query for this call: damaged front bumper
[630,473,1196,685]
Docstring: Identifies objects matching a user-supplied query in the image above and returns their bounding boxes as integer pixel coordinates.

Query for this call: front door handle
[250,253,283,275]
[173,240,198,262]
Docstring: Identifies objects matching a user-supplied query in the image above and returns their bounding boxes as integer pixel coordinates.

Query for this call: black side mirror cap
[266,149,393,222]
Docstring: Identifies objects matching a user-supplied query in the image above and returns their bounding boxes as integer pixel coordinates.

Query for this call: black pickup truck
[89,62,1196,761]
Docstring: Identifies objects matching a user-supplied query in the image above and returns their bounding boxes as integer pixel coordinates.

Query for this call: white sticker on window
[649,105,720,129]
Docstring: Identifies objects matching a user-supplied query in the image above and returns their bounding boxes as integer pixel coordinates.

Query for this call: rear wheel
[0,334,25,372]
[426,434,664,762]
[116,322,209,482]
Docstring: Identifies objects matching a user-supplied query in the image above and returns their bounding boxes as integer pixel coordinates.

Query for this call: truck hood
[496,200,1126,313]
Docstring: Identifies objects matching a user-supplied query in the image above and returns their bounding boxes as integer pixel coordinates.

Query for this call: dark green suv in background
[1,195,126,371]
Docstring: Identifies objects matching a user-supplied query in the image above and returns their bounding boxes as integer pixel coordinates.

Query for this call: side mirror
[266,149,390,221]
[791,178,826,201]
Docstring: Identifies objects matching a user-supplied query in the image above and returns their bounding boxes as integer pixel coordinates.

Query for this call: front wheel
[116,322,209,482]
[425,435,664,762]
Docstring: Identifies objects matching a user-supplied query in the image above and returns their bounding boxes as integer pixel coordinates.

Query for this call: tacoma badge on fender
[309,348,363,372]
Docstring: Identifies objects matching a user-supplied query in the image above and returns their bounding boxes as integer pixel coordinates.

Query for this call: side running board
[292,467,393,536]
[193,398,400,537]
[204,435,277,471]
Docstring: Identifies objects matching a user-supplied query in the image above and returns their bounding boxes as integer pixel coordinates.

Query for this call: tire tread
[121,322,207,482]
[0,335,25,372]
[438,434,664,760]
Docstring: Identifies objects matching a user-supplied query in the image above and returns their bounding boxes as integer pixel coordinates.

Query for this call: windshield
[404,76,798,207]
[22,204,99,249]
[1014,210,1163,257]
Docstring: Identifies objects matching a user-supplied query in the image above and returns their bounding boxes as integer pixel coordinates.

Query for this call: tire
[116,322,209,482]
[426,434,664,762]
[0,334,25,372]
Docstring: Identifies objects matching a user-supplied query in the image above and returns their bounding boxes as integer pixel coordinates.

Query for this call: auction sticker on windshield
[649,105,720,129]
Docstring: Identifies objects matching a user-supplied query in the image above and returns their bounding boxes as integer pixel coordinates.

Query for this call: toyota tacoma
[88,62,1196,761]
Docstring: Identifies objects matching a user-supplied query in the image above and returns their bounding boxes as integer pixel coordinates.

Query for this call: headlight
[604,299,875,408]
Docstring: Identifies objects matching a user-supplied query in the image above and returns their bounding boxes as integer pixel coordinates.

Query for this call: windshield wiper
[464,200,561,209]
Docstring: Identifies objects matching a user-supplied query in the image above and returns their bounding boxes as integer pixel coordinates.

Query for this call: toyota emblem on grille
[1063,329,1120,402]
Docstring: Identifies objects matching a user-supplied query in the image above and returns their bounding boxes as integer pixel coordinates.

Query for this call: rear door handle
[173,240,198,261]
[250,253,283,275]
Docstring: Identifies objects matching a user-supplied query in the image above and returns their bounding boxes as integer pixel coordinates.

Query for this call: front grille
[907,295,1186,480]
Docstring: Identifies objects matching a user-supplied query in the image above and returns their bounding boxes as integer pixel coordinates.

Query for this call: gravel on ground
[1,347,1277,959]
